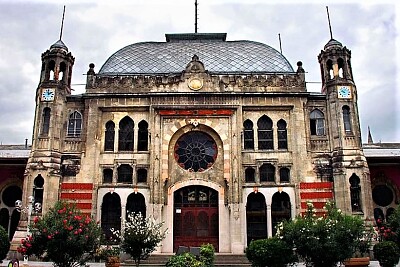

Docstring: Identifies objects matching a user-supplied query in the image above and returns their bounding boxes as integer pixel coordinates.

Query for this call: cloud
[0,1,398,144]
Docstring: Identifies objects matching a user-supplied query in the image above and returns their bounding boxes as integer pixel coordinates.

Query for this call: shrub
[17,201,102,267]
[246,238,296,267]
[165,253,204,267]
[0,225,10,261]
[114,212,167,267]
[200,243,215,266]
[373,240,400,267]
[277,202,365,267]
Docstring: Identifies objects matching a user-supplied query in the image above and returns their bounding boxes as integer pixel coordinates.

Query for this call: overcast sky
[0,0,399,145]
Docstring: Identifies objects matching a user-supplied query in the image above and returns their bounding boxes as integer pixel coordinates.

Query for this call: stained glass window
[174,132,217,172]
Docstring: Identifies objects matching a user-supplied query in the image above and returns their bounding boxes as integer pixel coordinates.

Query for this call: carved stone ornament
[188,77,203,90]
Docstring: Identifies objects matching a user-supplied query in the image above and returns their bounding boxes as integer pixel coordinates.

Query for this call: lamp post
[15,196,42,267]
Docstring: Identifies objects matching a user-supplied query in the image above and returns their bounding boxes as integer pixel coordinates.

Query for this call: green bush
[373,240,400,267]
[0,225,10,261]
[200,243,215,266]
[166,252,204,267]
[246,237,296,267]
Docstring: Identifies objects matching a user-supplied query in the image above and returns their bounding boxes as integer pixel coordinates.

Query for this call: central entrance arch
[173,185,219,252]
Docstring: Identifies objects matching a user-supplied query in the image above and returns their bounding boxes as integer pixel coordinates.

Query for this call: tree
[114,212,167,267]
[18,201,102,267]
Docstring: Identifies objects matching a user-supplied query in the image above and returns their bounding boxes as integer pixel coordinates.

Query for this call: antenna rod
[195,0,198,33]
[326,6,333,39]
[59,5,66,40]
[278,33,282,54]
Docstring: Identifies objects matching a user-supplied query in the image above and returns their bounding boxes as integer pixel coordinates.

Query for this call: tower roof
[50,39,68,52]
[98,33,294,75]
[324,38,343,50]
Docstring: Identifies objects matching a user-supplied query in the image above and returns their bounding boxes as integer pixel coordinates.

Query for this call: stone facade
[13,33,375,253]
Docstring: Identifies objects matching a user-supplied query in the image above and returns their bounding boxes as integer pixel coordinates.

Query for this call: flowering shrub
[112,212,167,267]
[277,202,366,267]
[95,245,120,263]
[0,225,10,261]
[17,201,102,267]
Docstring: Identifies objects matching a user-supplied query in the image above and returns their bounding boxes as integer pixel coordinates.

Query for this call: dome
[99,33,294,75]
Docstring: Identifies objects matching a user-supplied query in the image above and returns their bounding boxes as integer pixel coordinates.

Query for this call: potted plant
[343,225,374,267]
[96,245,121,267]
[373,240,400,267]
[17,201,102,267]
[277,202,366,267]
[246,237,296,267]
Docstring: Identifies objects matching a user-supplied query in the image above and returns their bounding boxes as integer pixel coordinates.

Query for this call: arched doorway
[173,185,218,252]
[101,193,121,242]
[246,192,267,245]
[0,185,22,240]
[271,192,291,236]
[126,193,146,219]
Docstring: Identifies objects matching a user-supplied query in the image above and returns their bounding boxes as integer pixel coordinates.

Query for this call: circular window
[174,131,217,172]
[2,186,22,207]
[372,185,393,207]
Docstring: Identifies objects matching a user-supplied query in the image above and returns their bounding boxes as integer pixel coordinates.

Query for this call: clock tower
[25,39,75,213]
[318,38,372,217]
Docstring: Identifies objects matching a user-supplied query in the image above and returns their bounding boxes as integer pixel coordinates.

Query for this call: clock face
[338,86,352,99]
[41,88,55,101]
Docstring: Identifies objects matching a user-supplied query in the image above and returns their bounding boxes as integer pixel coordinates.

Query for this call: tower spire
[326,6,333,40]
[59,5,66,40]
[367,126,374,144]
[195,0,198,33]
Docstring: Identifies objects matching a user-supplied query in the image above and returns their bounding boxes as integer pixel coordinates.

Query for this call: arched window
[118,117,134,151]
[104,121,115,151]
[137,120,148,151]
[126,193,146,219]
[48,60,55,80]
[103,168,113,184]
[257,115,273,150]
[337,58,344,78]
[260,163,275,182]
[245,167,255,183]
[279,167,290,183]
[41,107,51,136]
[342,106,352,133]
[271,192,291,235]
[33,175,44,211]
[277,119,287,149]
[246,192,267,244]
[67,111,82,137]
[310,109,325,136]
[349,174,362,212]
[327,59,333,79]
[117,164,133,184]
[243,119,254,149]
[101,193,121,241]
[59,62,66,81]
[137,168,147,183]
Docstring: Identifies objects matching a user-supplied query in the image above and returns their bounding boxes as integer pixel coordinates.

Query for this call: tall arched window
[59,62,66,81]
[104,121,115,151]
[342,106,352,133]
[277,119,287,149]
[349,174,362,212]
[257,115,273,150]
[67,111,82,137]
[245,167,255,183]
[118,117,134,151]
[33,175,44,211]
[137,120,148,151]
[327,59,334,79]
[310,109,325,136]
[117,164,133,183]
[337,58,345,78]
[41,107,51,136]
[243,119,254,149]
[260,163,275,182]
[279,167,290,183]
[48,60,55,80]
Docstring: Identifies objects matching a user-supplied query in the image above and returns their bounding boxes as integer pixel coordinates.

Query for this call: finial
[195,0,198,33]
[278,33,282,54]
[59,5,66,41]
[326,6,333,40]
[367,126,374,144]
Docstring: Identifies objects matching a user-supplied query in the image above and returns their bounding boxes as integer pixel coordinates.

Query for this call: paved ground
[0,261,395,267]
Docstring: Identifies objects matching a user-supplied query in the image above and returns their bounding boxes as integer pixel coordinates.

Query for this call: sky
[0,0,399,144]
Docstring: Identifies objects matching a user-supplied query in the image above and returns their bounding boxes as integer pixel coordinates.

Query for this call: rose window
[174,132,217,172]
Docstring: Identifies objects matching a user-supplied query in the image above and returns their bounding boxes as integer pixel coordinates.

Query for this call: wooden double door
[173,186,219,252]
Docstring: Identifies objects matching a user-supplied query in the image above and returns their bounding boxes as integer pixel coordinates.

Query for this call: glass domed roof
[99,33,294,75]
